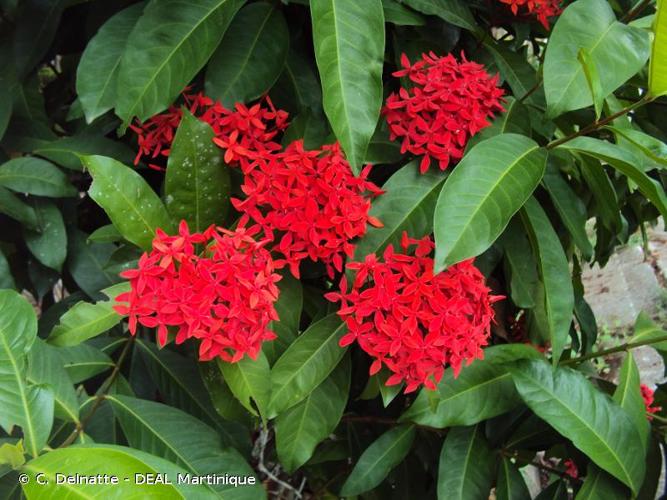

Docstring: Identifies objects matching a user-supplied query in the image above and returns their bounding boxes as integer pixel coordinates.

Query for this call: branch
[562,333,667,366]
[255,425,303,499]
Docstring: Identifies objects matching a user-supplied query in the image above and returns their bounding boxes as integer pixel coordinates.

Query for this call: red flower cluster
[499,0,563,29]
[563,459,578,479]
[383,52,504,174]
[114,220,281,363]
[231,140,384,278]
[130,92,288,170]
[325,233,500,393]
[641,384,662,420]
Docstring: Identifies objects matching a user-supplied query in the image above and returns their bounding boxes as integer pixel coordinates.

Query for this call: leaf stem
[546,95,653,150]
[562,333,667,365]
[622,0,654,22]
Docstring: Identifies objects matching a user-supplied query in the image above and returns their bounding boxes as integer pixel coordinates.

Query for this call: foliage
[0,0,667,498]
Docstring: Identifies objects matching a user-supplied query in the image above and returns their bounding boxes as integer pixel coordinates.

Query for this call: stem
[622,0,654,22]
[562,333,667,365]
[500,450,580,481]
[518,78,543,103]
[547,95,653,150]
[59,337,134,448]
[650,413,667,424]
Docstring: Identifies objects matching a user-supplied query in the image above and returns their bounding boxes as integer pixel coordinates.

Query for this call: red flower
[114,220,282,363]
[641,384,662,419]
[228,140,384,279]
[563,459,578,479]
[325,233,501,393]
[499,0,563,29]
[130,92,288,168]
[383,52,504,174]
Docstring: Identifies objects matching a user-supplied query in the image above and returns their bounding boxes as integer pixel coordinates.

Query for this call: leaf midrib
[51,307,118,345]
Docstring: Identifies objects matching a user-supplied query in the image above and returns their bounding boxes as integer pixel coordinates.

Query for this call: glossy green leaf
[22,199,66,271]
[21,445,215,499]
[58,343,115,384]
[364,125,403,164]
[560,136,667,219]
[400,344,541,428]
[340,425,415,496]
[544,0,650,117]
[165,109,229,231]
[496,457,531,500]
[107,395,263,498]
[264,273,303,364]
[115,0,245,125]
[274,50,322,113]
[218,352,271,419]
[354,161,444,259]
[536,480,568,500]
[88,224,123,244]
[27,339,79,424]
[382,0,425,26]
[34,134,136,171]
[67,229,119,297]
[310,0,385,171]
[613,354,650,451]
[0,187,38,230]
[577,156,621,231]
[510,359,645,493]
[49,283,129,347]
[400,0,476,31]
[437,425,495,500]
[577,48,603,119]
[576,464,629,500]
[484,43,540,105]
[206,2,289,107]
[606,126,667,169]
[13,0,65,78]
[542,163,593,260]
[268,314,346,418]
[434,134,546,270]
[520,197,574,363]
[199,362,251,425]
[0,291,53,458]
[83,155,174,250]
[0,249,15,290]
[649,0,667,96]
[0,157,76,197]
[500,218,538,308]
[76,3,145,123]
[275,354,350,472]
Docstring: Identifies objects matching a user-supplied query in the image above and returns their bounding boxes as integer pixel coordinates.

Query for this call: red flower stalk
[641,384,662,419]
[229,140,384,279]
[114,220,282,363]
[499,0,563,29]
[325,233,501,393]
[563,459,578,479]
[383,52,505,174]
[130,92,288,169]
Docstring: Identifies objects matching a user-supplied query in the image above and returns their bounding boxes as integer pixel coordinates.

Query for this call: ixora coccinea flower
[114,219,282,363]
[383,52,505,174]
[326,233,501,393]
[499,0,564,29]
[641,384,662,419]
[231,140,384,279]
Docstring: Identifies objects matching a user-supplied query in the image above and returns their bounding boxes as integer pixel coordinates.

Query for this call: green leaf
[577,155,621,231]
[0,187,38,230]
[13,0,65,78]
[268,314,346,418]
[275,354,350,472]
[559,136,667,220]
[199,362,251,424]
[606,126,667,170]
[437,425,495,500]
[632,311,667,351]
[484,43,540,105]
[613,354,650,451]
[115,0,245,126]
[340,425,415,496]
[34,134,136,171]
[520,197,574,363]
[0,249,15,290]
[107,394,263,498]
[542,162,593,260]
[364,125,403,164]
[400,0,476,31]
[509,359,645,493]
[544,0,650,118]
[0,441,25,469]
[536,480,568,500]
[67,229,119,297]
[264,273,303,364]
[88,224,124,244]
[577,48,604,119]
[649,0,667,96]
[206,2,289,107]
[0,158,76,197]
[76,3,145,123]
[57,343,115,384]
[500,218,538,309]
[21,445,216,499]
[82,155,174,250]
[381,0,425,26]
[310,0,385,171]
[274,49,322,113]
[48,283,129,347]
[576,464,628,500]
[497,457,530,500]
[433,134,547,270]
[0,290,53,458]
[218,352,271,419]
[353,161,445,259]
[27,339,79,424]
[400,344,541,428]
[165,109,230,231]
[22,199,67,271]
